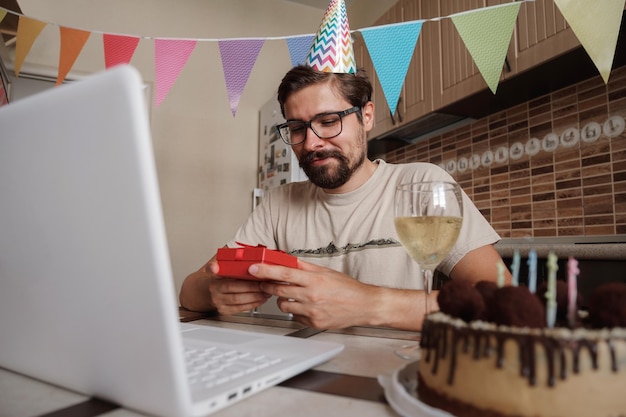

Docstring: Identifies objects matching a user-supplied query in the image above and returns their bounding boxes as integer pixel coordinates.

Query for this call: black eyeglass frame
[276,106,361,146]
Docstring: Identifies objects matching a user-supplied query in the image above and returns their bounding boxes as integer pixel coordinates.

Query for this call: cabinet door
[401,0,434,125]
[356,0,433,139]
[357,3,403,139]
[513,0,580,74]
[431,0,514,110]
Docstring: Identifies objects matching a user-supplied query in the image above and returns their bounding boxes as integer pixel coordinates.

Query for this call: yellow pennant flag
[57,27,91,85]
[450,3,521,94]
[14,16,47,76]
[0,10,8,24]
[554,0,625,83]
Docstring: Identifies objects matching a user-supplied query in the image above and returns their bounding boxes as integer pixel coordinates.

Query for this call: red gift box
[216,244,298,280]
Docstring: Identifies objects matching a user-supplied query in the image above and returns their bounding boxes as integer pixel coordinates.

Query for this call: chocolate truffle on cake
[486,285,545,328]
[475,280,498,306]
[587,282,626,328]
[437,279,485,322]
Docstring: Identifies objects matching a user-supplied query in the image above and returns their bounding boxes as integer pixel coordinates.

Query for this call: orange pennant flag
[14,16,47,76]
[57,26,90,85]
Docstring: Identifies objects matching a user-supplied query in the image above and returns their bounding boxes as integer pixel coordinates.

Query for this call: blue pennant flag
[360,21,423,115]
[286,35,315,67]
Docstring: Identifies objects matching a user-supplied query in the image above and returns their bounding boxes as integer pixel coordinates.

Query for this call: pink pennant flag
[103,34,140,68]
[154,38,197,106]
[57,27,91,85]
[218,39,265,117]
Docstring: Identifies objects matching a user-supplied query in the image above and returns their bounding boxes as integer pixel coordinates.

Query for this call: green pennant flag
[450,3,521,94]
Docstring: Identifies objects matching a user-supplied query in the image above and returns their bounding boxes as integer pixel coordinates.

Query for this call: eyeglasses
[276,106,361,146]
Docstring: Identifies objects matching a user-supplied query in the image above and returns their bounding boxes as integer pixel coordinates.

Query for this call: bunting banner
[218,39,265,116]
[0,1,622,114]
[57,27,90,85]
[450,2,521,94]
[360,20,423,116]
[14,16,47,76]
[103,34,140,69]
[554,0,626,83]
[154,39,197,106]
[286,35,316,67]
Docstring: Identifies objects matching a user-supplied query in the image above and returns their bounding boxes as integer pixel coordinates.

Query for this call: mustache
[300,150,346,165]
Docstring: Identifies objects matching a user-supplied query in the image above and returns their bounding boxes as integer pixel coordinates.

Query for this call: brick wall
[381,66,626,239]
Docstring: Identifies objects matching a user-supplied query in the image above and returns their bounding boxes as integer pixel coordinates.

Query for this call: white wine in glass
[394,181,463,359]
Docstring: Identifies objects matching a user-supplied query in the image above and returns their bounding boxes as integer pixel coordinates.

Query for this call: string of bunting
[0,0,623,116]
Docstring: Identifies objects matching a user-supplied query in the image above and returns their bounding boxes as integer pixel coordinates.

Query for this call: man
[179,65,509,331]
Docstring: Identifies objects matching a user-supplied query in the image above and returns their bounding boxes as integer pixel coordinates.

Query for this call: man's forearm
[369,287,439,331]
[179,268,216,312]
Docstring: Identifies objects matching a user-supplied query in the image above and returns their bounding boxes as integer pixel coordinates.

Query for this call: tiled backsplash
[381,66,626,239]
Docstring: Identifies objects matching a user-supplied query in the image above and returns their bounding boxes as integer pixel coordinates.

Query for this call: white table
[1,311,419,417]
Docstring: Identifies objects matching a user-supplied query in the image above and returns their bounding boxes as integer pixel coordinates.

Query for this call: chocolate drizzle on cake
[422,280,626,388]
[421,312,625,387]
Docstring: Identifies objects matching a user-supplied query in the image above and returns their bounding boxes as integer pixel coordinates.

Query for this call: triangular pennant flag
[154,39,197,106]
[286,35,315,67]
[218,39,265,117]
[450,3,521,94]
[0,9,7,24]
[360,21,423,115]
[103,33,140,68]
[57,27,91,85]
[14,16,47,76]
[554,0,625,84]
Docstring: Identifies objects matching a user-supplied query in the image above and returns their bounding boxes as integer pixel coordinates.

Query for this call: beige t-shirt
[227,160,500,290]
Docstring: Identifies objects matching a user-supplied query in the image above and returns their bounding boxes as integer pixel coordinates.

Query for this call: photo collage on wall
[0,56,10,106]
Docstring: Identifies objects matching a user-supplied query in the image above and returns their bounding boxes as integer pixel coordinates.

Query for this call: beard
[299,148,366,189]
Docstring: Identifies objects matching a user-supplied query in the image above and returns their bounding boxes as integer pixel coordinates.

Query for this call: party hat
[305,0,356,74]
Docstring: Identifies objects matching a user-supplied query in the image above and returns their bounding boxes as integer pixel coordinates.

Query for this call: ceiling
[0,0,349,46]
[286,0,353,9]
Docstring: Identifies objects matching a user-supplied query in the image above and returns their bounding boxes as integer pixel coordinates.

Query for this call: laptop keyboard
[185,345,283,392]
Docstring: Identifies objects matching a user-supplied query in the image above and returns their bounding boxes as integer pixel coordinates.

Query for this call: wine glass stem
[423,268,434,314]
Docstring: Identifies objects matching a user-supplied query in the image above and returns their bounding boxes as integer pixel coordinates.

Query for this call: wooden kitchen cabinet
[355,0,584,141]
[512,0,579,75]
[354,2,403,138]
[428,0,493,111]
[355,0,435,139]
[401,0,433,128]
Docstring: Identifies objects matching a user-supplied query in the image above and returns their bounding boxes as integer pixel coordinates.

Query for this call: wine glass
[394,181,463,359]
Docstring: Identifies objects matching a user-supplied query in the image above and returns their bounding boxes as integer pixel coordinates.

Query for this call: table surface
[1,310,420,417]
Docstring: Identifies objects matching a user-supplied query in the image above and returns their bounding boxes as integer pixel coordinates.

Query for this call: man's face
[283,82,374,192]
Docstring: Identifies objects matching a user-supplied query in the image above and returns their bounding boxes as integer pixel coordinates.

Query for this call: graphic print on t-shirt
[288,238,400,258]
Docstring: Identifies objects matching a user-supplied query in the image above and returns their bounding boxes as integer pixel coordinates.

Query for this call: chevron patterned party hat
[305,0,356,74]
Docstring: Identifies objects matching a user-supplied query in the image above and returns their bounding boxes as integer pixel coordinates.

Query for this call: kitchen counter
[495,235,626,260]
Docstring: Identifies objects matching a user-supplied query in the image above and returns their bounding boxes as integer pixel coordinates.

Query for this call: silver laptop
[0,65,343,417]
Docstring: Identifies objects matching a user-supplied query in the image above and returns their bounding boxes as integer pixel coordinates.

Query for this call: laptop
[0,65,343,417]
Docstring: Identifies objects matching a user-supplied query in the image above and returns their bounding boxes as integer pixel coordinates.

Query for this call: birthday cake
[417,279,626,417]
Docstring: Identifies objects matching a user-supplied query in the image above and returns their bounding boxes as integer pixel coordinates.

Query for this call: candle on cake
[510,249,520,286]
[527,249,537,294]
[546,251,558,328]
[567,256,579,327]
[497,260,506,288]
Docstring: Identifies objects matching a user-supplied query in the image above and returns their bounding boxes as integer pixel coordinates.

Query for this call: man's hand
[249,259,383,329]
[179,253,270,314]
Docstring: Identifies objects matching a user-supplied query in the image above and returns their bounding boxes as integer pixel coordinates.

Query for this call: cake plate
[378,360,456,417]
